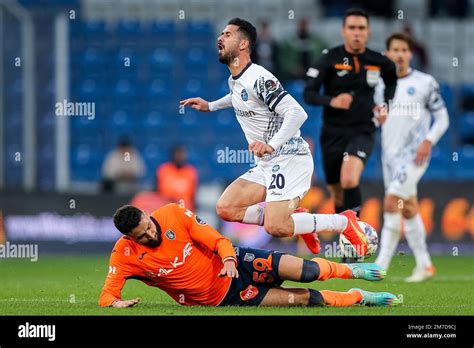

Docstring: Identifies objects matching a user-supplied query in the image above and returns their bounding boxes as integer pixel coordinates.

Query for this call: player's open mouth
[217,43,224,52]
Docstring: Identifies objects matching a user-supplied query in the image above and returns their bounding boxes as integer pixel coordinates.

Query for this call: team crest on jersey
[240,285,259,302]
[241,89,248,101]
[407,86,415,95]
[244,253,255,262]
[265,79,278,92]
[165,229,176,241]
[366,69,380,87]
[272,164,280,172]
[195,215,207,225]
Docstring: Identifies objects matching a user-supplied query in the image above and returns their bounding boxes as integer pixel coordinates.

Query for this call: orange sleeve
[175,205,236,263]
[98,247,133,307]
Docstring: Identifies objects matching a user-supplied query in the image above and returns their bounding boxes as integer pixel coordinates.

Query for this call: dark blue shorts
[218,246,285,307]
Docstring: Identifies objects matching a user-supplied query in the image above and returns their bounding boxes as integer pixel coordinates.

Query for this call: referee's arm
[380,57,397,103]
[303,53,332,106]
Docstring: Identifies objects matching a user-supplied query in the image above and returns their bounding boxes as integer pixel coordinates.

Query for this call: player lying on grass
[180,18,369,256]
[99,203,400,308]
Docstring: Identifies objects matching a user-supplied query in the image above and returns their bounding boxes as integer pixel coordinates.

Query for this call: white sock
[242,204,264,226]
[291,213,348,235]
[375,212,402,270]
[404,213,432,269]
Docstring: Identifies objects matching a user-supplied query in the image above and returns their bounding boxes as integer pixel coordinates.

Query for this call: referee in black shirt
[304,8,397,217]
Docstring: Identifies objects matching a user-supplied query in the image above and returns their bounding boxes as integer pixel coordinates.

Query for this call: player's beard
[146,233,162,247]
[218,48,238,65]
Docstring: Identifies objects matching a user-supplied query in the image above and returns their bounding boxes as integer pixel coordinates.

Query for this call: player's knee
[402,204,417,219]
[215,200,236,221]
[264,220,292,238]
[340,176,359,189]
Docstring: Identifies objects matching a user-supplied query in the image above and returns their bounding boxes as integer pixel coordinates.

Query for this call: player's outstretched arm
[180,93,233,112]
[179,97,210,112]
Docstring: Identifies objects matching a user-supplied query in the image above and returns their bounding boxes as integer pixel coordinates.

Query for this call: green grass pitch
[1,255,473,315]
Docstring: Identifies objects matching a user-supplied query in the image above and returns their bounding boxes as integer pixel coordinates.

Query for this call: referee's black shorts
[320,126,375,185]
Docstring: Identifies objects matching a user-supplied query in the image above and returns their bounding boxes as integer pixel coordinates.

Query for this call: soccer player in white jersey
[374,33,449,282]
[180,18,369,256]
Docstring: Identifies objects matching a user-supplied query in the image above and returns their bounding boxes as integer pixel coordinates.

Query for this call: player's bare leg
[264,198,300,237]
[340,155,364,214]
[216,178,266,223]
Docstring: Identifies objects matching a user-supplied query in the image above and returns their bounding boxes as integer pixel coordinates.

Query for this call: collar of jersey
[398,67,413,79]
[232,61,253,80]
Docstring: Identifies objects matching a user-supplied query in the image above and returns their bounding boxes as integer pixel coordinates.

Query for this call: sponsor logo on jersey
[240,285,259,302]
[195,215,207,225]
[234,108,256,118]
[407,86,415,95]
[357,150,367,158]
[272,164,280,172]
[337,70,349,77]
[366,69,380,87]
[165,229,176,240]
[269,191,282,196]
[244,253,255,262]
[241,89,248,101]
[151,242,193,277]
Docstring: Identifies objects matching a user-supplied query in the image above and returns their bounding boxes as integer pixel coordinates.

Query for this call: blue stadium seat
[115,20,141,37]
[424,146,452,179]
[459,112,474,143]
[185,21,214,43]
[149,21,177,45]
[82,20,107,41]
[453,145,474,179]
[149,48,174,76]
[184,47,210,76]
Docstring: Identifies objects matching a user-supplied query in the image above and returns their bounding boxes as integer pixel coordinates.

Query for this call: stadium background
[0,0,473,257]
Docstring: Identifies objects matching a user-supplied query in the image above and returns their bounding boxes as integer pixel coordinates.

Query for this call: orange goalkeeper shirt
[98,203,236,307]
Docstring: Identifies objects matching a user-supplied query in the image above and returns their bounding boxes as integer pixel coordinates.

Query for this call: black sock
[343,186,362,216]
[308,289,324,306]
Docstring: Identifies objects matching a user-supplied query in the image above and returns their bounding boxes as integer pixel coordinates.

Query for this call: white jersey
[211,62,310,160]
[375,69,446,161]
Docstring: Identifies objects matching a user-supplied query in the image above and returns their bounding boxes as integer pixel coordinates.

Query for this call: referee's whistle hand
[330,93,353,110]
[179,97,210,112]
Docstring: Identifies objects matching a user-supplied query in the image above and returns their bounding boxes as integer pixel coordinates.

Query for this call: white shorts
[382,155,428,200]
[239,154,313,202]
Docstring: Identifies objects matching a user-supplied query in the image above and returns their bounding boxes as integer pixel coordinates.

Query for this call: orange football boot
[339,210,368,257]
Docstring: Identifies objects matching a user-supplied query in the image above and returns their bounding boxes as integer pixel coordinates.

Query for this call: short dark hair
[386,32,413,51]
[113,205,143,235]
[228,17,257,52]
[343,8,370,26]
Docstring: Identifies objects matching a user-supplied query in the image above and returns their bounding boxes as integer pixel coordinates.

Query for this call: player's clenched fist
[111,298,140,308]
[249,141,275,157]
[218,260,239,278]
[180,97,210,112]
[330,92,353,110]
